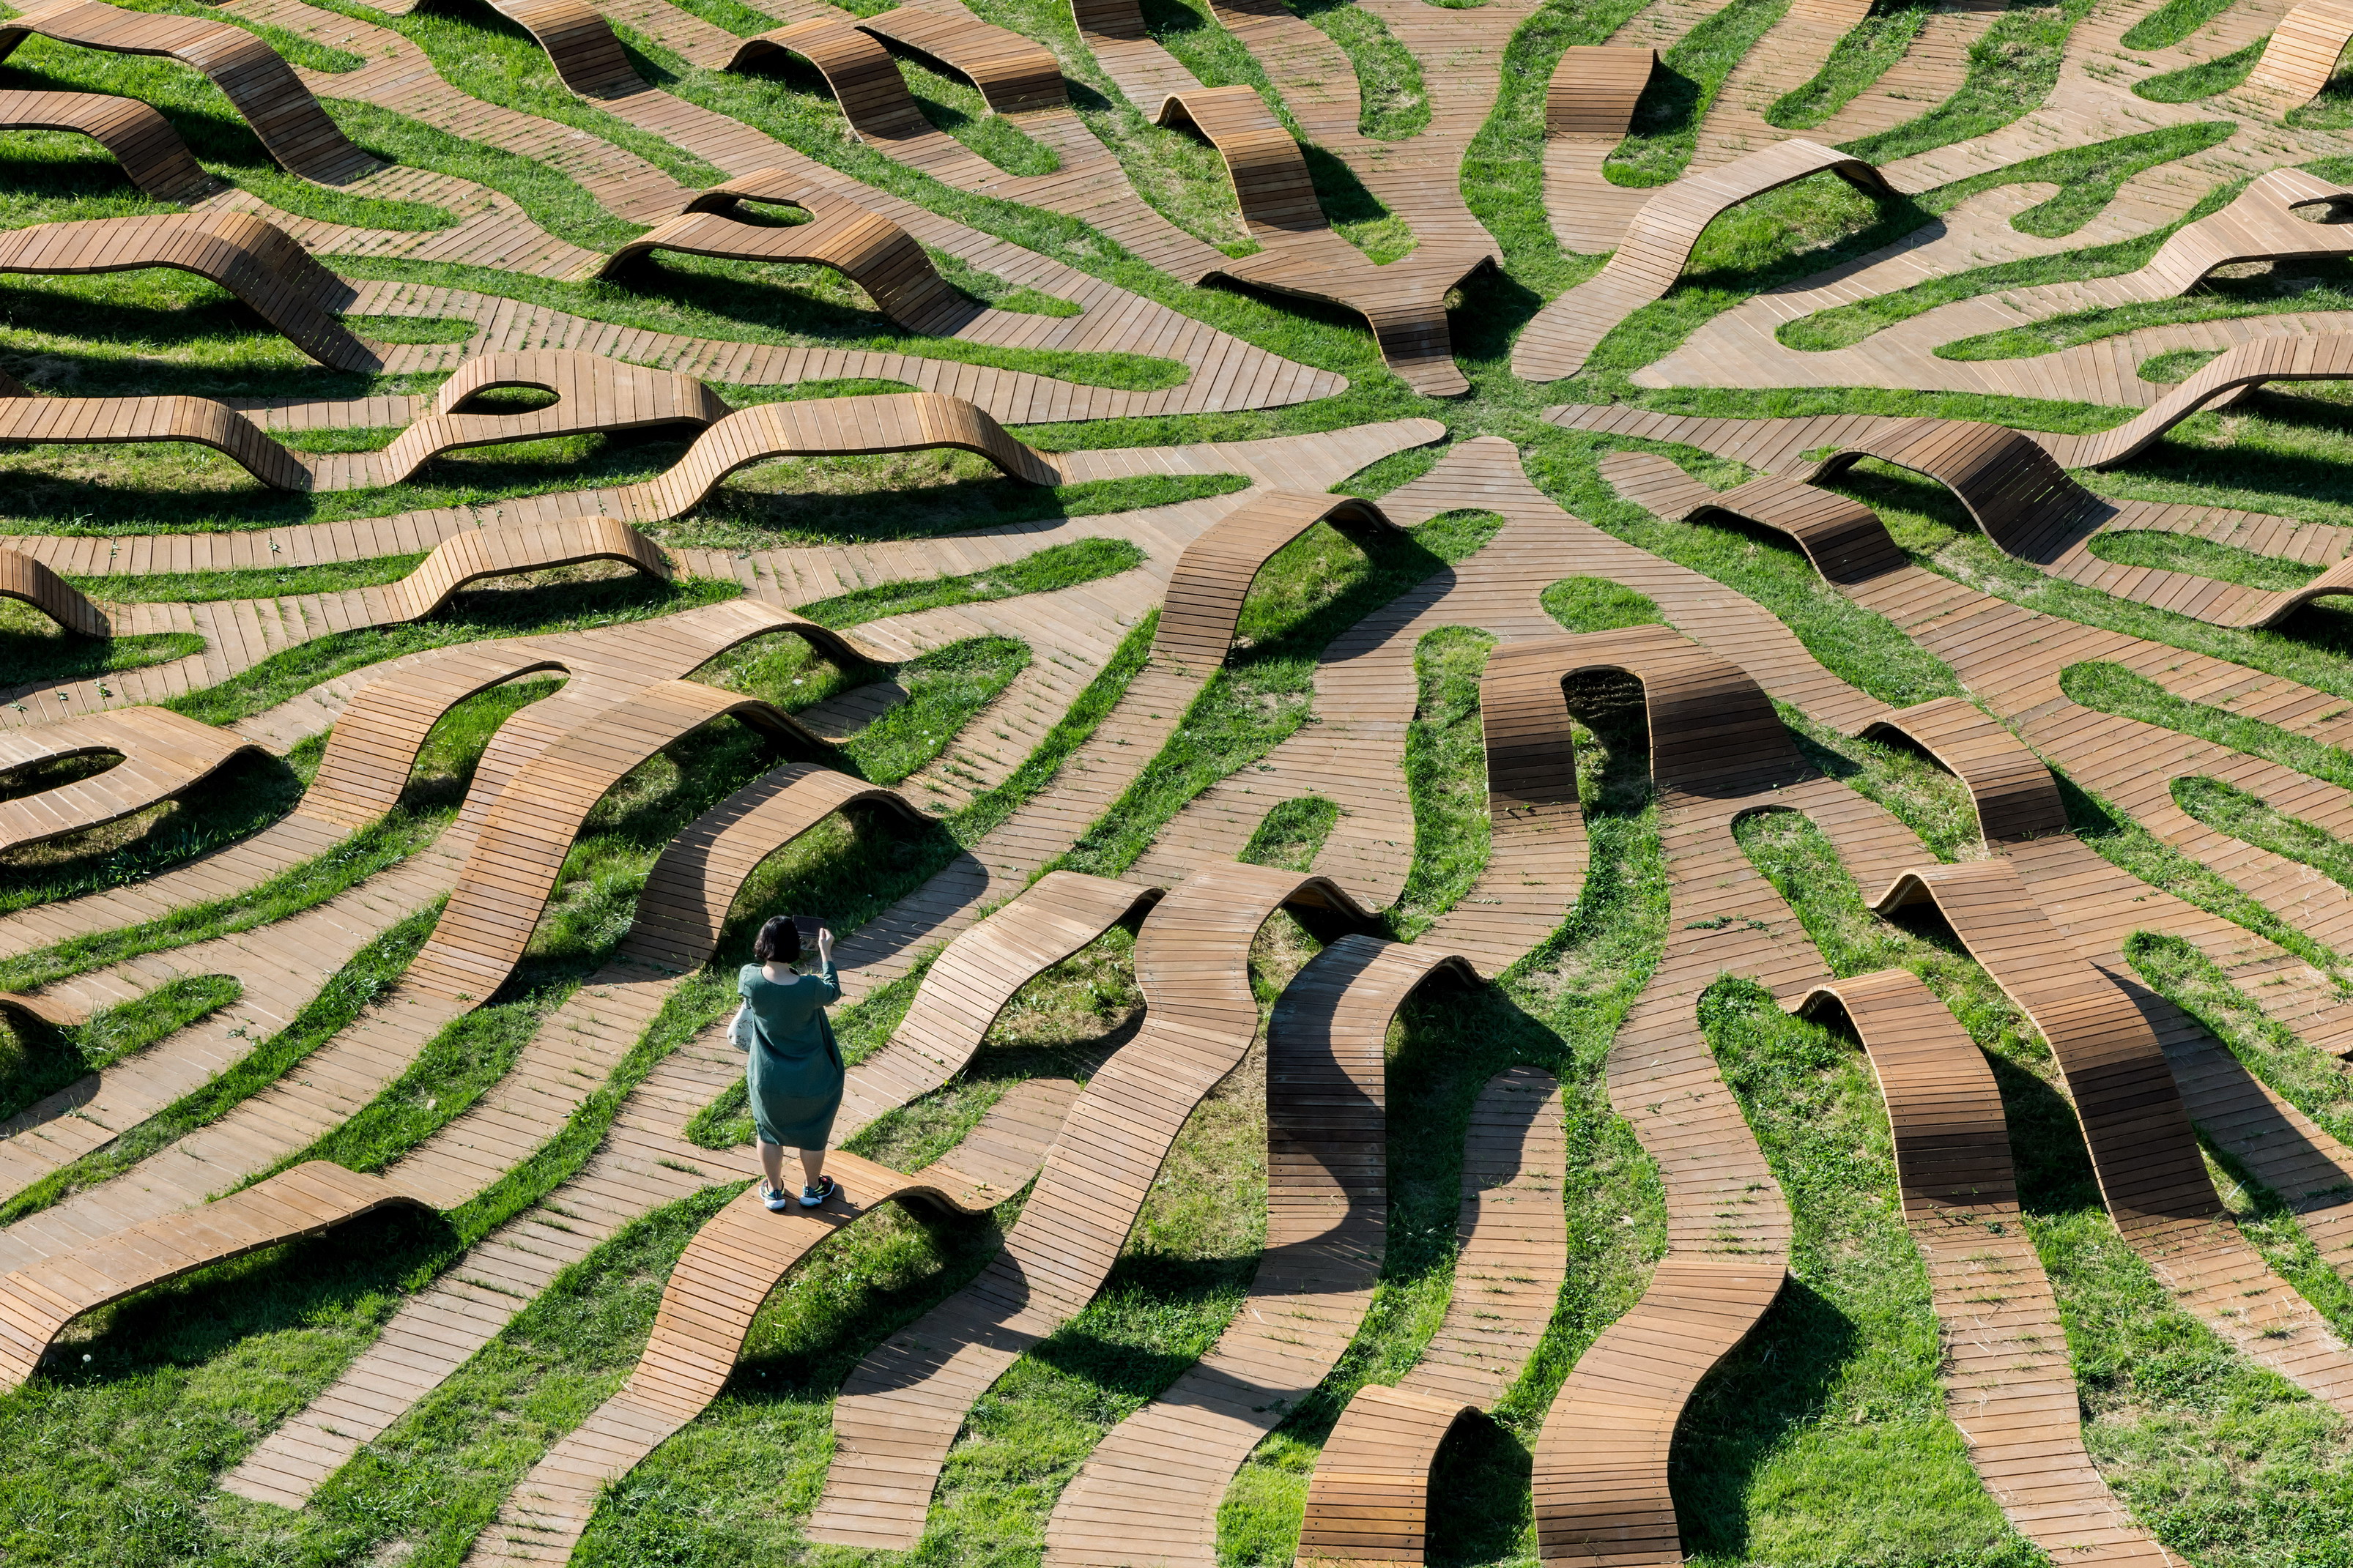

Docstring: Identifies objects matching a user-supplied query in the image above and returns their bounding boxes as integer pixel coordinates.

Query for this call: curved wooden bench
[1859,697,2067,845]
[0,0,377,184]
[494,0,643,98]
[579,171,972,334]
[2118,169,2353,299]
[805,861,1376,1551]
[1596,449,1910,586]
[375,516,672,622]
[0,87,212,202]
[853,3,1066,114]
[2044,332,2353,469]
[221,866,1143,1509]
[834,869,1162,1132]
[0,392,313,491]
[1043,933,1478,1566]
[1154,86,1488,396]
[0,707,260,855]
[2237,0,2353,113]
[404,679,826,1003]
[1541,45,1661,256]
[1796,969,2172,1565]
[0,211,377,371]
[1546,45,1658,137]
[1292,1064,1567,1568]
[607,392,1063,521]
[1871,858,2353,1413]
[0,990,86,1030]
[1,546,106,636]
[1527,623,1805,800]
[0,1160,423,1390]
[460,1108,1068,1568]
[1069,0,1202,113]
[727,15,938,143]
[1513,139,1893,382]
[1150,488,1396,669]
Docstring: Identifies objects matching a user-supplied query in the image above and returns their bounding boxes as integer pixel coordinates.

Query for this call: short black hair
[753,915,801,964]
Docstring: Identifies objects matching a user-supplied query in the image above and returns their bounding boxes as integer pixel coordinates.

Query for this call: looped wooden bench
[1871,857,2353,1413]
[1859,696,2068,844]
[579,172,976,335]
[1515,139,1894,382]
[1043,932,1478,1564]
[727,15,954,146]
[0,707,259,855]
[0,87,212,202]
[1291,1063,1567,1568]
[805,861,1378,1551]
[493,0,643,98]
[1152,86,1492,396]
[0,210,377,371]
[2043,332,2353,469]
[1794,968,2174,1565]
[0,0,379,185]
[1150,488,1398,670]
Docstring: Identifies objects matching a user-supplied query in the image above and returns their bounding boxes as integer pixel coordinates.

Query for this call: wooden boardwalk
[1292,1065,1566,1568]
[1042,933,1477,1566]
[1796,970,2174,1566]
[2234,0,2353,114]
[804,863,1376,1551]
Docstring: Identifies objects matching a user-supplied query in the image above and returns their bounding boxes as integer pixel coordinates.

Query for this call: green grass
[1606,0,1793,188]
[1288,0,1430,141]
[2134,37,2265,101]
[0,602,204,692]
[2088,527,2319,590]
[2122,0,2245,49]
[2174,772,2353,901]
[2058,661,2353,791]
[1837,0,2100,166]
[1768,0,1932,129]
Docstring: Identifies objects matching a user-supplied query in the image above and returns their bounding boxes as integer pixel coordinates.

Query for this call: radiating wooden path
[2234,0,2353,114]
[459,1088,1074,1568]
[223,867,1141,1506]
[1689,0,1872,169]
[1042,934,1477,1566]
[804,863,1376,1551]
[1873,859,2353,1413]
[1153,85,1488,395]
[1543,46,1660,256]
[0,707,259,855]
[1527,623,1927,1567]
[0,211,377,371]
[1513,138,1893,382]
[0,0,379,184]
[1292,1064,1565,1568]
[1796,969,2174,1566]
[0,87,213,202]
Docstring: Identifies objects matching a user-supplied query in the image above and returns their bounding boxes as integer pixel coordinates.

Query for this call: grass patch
[1606,0,1794,188]
[0,972,241,1126]
[792,537,1146,628]
[1768,0,1932,129]
[0,601,204,695]
[1289,0,1431,141]
[2122,0,2244,49]
[2174,773,2353,899]
[1837,0,2098,166]
[2133,36,2264,101]
[2059,661,2353,789]
[2087,528,2319,590]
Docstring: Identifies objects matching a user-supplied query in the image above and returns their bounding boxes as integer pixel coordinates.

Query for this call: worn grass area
[1768,0,1932,129]
[1606,0,1794,187]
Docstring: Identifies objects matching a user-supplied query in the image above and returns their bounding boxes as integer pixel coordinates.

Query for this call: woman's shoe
[800,1174,839,1208]
[759,1182,793,1213]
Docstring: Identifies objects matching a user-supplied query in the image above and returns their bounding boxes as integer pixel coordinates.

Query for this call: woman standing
[734,915,845,1211]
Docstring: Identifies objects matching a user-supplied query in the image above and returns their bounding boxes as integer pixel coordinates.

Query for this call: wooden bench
[0,87,212,202]
[0,707,260,856]
[1859,696,2069,845]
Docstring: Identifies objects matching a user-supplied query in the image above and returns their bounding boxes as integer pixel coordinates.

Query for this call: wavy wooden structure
[0,707,259,855]
[1293,1065,1567,1568]
[1596,449,1909,587]
[1541,45,1661,256]
[1068,0,1201,113]
[2042,332,2353,468]
[0,211,377,371]
[1871,858,2353,1412]
[1042,933,1478,1566]
[0,990,86,1030]
[853,3,1067,114]
[727,15,951,145]
[0,87,212,202]
[1795,970,2173,1566]
[222,866,1145,1507]
[1860,696,2068,845]
[0,0,377,183]
[0,392,314,491]
[804,862,1376,1551]
[462,1093,1073,1568]
[1514,139,1893,382]
[580,171,972,334]
[1152,490,1397,669]
[2237,0,2353,114]
[494,0,641,97]
[0,546,106,636]
[1152,85,1490,395]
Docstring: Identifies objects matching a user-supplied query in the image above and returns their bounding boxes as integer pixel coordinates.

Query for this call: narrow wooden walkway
[0,707,259,855]
[1292,1065,1567,1568]
[1542,45,1661,256]
[1796,969,2174,1566]
[2233,0,2353,114]
[0,87,213,201]
[804,863,1375,1551]
[1872,858,2353,1414]
[1042,933,1477,1566]
[1514,138,1893,382]
[223,868,1149,1506]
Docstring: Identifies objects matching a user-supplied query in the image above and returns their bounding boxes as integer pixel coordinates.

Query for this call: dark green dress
[738,961,844,1148]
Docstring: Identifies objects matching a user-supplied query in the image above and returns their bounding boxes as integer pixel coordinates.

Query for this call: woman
[733,915,845,1211]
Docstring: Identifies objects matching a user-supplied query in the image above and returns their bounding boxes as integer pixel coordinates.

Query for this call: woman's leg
[760,1138,787,1192]
[798,1146,826,1188]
